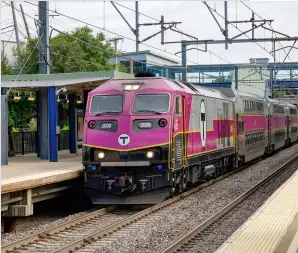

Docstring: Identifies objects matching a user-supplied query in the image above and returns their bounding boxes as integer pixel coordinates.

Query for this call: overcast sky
[2,1,298,66]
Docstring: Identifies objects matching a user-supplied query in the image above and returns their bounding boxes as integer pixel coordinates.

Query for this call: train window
[175,96,182,115]
[274,105,285,114]
[90,95,123,114]
[290,108,297,115]
[133,94,170,113]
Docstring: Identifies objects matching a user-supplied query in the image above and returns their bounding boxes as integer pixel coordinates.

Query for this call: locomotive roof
[90,77,230,101]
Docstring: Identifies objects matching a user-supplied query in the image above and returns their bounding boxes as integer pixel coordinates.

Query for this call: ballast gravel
[93,144,298,253]
[185,158,298,253]
[2,144,298,252]
[1,211,88,245]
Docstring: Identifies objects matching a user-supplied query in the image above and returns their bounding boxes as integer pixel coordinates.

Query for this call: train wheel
[182,169,188,190]
[172,172,183,196]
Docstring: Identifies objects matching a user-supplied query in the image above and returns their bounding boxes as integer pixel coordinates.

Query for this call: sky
[1,1,298,67]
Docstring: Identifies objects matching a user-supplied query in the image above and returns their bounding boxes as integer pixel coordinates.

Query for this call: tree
[10,26,127,129]
[1,52,13,75]
[14,26,127,74]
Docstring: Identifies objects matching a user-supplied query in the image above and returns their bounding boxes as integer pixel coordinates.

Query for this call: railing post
[58,133,61,151]
[21,131,25,155]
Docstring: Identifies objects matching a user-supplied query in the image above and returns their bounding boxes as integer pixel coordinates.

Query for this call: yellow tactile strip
[215,169,298,253]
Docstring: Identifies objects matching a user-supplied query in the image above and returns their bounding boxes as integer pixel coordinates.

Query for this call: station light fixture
[76,95,83,104]
[28,92,35,102]
[13,92,21,101]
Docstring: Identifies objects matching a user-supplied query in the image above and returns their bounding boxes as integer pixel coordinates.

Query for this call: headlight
[146,151,154,159]
[98,151,105,159]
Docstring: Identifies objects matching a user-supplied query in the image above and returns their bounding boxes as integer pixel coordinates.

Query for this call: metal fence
[10,130,70,155]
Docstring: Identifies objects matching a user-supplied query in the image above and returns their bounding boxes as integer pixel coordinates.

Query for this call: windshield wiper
[95,111,121,116]
[136,110,162,115]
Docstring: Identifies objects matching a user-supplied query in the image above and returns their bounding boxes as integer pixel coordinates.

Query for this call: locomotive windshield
[133,94,170,113]
[89,95,123,114]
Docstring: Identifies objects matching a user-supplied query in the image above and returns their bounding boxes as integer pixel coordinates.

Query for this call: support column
[83,90,89,117]
[235,66,239,90]
[1,95,8,165]
[48,87,58,162]
[36,90,40,156]
[69,94,77,154]
[39,88,48,159]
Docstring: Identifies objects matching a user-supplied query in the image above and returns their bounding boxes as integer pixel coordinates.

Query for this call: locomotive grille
[93,149,120,162]
[92,147,162,162]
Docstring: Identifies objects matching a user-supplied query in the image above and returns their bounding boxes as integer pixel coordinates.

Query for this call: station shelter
[1,70,133,165]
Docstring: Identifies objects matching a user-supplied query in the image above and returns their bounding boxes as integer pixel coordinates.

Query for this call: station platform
[215,168,298,253]
[1,150,83,217]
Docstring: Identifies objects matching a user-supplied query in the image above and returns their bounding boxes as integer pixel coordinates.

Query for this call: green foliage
[60,118,69,130]
[1,52,13,75]
[28,118,37,131]
[13,26,119,74]
[9,26,124,129]
[13,38,39,74]
[8,90,36,128]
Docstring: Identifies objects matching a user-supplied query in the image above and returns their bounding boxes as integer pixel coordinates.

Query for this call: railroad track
[161,155,298,253]
[2,165,244,253]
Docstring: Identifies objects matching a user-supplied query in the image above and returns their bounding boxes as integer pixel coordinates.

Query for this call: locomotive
[82,72,298,204]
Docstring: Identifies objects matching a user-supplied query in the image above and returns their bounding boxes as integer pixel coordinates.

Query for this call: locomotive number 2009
[101,123,113,129]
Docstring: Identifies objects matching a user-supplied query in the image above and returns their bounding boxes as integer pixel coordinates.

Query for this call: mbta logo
[118,134,130,146]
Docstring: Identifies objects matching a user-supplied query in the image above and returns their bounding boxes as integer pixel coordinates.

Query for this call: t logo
[118,134,130,146]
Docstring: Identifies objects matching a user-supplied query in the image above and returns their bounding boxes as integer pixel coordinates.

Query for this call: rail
[2,165,241,253]
[161,155,298,253]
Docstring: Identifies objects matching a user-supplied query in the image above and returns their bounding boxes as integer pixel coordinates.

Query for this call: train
[82,72,298,204]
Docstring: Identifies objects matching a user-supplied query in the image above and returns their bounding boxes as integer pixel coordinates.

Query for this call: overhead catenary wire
[112,1,232,65]
[5,33,42,96]
[23,1,232,68]
[5,1,220,80]
[5,0,231,82]
[240,1,296,76]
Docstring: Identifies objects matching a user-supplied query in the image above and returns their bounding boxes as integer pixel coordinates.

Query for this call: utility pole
[109,37,124,70]
[135,1,139,52]
[110,1,183,52]
[37,1,51,160]
[20,4,30,38]
[11,1,20,51]
[38,1,50,75]
[181,42,187,82]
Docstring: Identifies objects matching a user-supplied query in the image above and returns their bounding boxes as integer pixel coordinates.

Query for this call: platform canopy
[1,70,134,94]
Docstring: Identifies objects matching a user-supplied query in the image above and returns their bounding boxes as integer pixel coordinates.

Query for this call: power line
[240,1,296,76]
[112,1,231,64]
[206,2,293,66]
[5,1,230,81]
[24,1,231,68]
